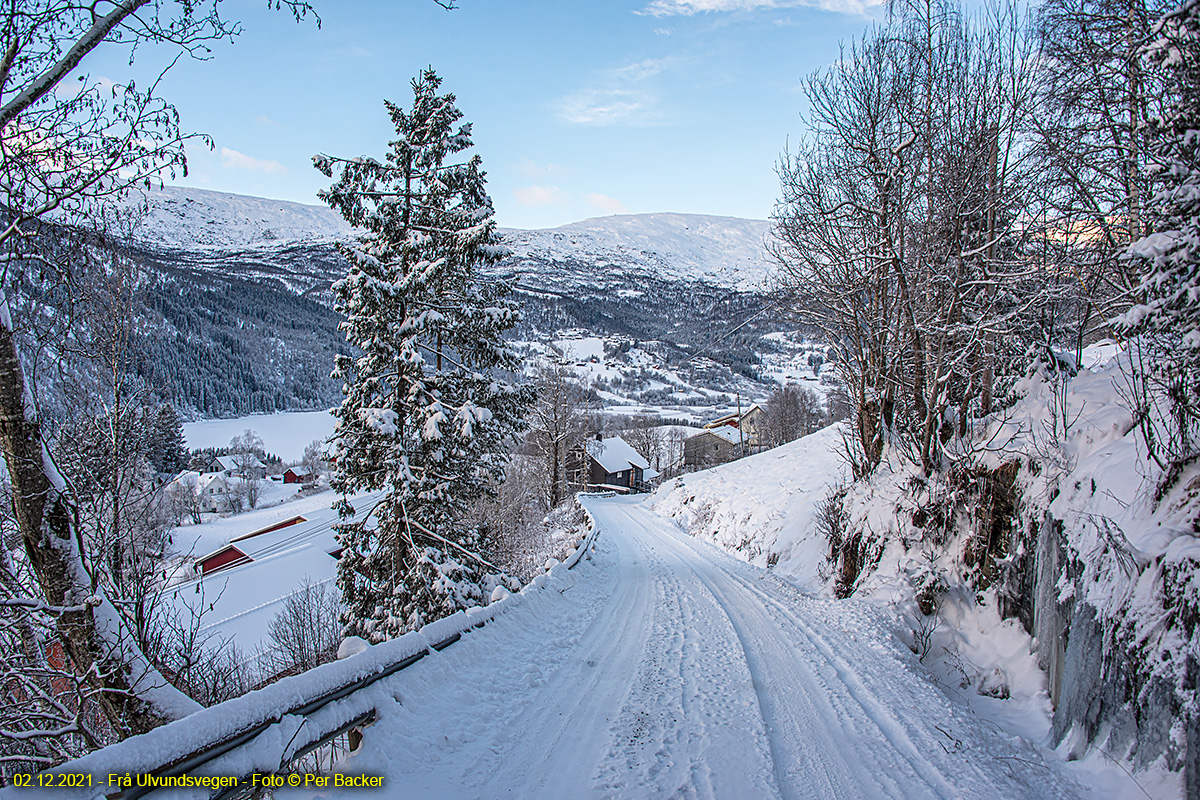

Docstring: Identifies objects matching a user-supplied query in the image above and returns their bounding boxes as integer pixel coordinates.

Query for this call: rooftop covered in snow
[586,437,651,474]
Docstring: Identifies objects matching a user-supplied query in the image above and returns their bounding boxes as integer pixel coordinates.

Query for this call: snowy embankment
[646,412,1183,798]
[821,345,1196,796]
[23,510,600,798]
[650,424,846,585]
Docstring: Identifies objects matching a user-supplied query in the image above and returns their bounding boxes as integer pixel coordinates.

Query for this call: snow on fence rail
[26,497,603,800]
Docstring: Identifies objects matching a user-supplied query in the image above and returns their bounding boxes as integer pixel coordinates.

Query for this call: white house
[166,470,230,514]
[196,473,229,512]
[204,454,267,480]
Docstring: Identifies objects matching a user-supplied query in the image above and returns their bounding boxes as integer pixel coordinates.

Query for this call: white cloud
[513,185,569,207]
[516,158,567,178]
[255,114,279,126]
[585,193,627,214]
[611,58,672,81]
[220,147,287,174]
[558,58,675,127]
[559,88,659,126]
[638,0,878,16]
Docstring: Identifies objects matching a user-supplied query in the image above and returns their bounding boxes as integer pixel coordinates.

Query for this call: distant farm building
[283,466,312,484]
[684,426,745,468]
[684,405,765,468]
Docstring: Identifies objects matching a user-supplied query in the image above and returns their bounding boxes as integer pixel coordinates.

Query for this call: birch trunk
[0,295,192,736]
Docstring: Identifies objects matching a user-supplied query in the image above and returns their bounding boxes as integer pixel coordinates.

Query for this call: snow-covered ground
[647,354,1187,798]
[21,435,1171,796]
[651,423,846,584]
[163,490,384,669]
[167,484,335,562]
[296,494,1122,799]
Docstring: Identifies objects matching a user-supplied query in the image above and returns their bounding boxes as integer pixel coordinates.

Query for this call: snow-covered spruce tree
[1120,0,1200,491]
[315,69,529,642]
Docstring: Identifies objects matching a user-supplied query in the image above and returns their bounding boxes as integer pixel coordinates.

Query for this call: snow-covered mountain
[128,185,353,249]
[113,186,799,418]
[505,213,776,292]
[128,186,776,292]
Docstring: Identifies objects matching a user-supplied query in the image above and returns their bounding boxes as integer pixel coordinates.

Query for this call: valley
[122,186,816,420]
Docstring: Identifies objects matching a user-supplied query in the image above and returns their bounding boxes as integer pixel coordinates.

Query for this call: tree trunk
[0,299,171,737]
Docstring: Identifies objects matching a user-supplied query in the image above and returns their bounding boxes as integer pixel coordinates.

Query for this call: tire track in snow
[650,515,956,799]
[625,497,1088,800]
[603,502,794,800]
[707,555,1083,800]
[591,513,779,800]
[470,524,658,798]
[608,501,893,799]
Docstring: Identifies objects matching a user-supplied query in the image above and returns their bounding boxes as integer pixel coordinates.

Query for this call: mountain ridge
[109,185,795,418]
[127,186,776,292]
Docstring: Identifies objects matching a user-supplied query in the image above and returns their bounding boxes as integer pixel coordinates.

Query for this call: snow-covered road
[330,495,1090,799]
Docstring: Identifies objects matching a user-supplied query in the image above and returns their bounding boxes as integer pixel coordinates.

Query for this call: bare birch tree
[0,0,315,752]
[526,362,594,509]
[774,0,1040,477]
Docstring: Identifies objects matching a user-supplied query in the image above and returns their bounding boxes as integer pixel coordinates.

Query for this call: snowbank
[23,503,604,798]
[650,424,846,585]
[826,343,1196,793]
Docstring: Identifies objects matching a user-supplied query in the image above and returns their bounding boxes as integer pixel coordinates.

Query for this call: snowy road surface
[329,495,1089,799]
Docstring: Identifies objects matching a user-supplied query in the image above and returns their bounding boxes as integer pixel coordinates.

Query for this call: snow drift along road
[330,495,1088,799]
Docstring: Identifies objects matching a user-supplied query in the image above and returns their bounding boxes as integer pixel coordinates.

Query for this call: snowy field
[183,410,335,463]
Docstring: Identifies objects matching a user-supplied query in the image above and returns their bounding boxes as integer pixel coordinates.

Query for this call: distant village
[168,400,793,690]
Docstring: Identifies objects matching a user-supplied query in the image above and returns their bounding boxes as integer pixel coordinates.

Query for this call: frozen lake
[182,409,336,462]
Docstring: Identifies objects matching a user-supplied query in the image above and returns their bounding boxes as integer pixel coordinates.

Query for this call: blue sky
[89,0,880,229]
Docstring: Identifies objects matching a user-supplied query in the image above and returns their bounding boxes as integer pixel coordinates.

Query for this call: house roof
[165,489,384,661]
[213,454,265,472]
[231,515,309,543]
[689,427,743,445]
[198,472,226,490]
[167,543,339,663]
[703,404,762,430]
[586,437,650,473]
